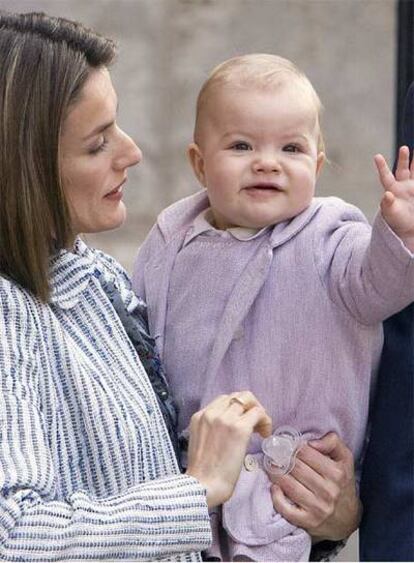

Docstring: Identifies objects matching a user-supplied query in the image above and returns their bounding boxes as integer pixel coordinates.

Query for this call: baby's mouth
[244,183,284,192]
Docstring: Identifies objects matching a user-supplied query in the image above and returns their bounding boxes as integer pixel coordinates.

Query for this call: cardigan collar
[49,238,97,309]
[183,207,271,247]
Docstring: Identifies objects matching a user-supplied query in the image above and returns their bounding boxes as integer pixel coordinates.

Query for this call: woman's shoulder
[0,273,37,307]
[0,274,42,340]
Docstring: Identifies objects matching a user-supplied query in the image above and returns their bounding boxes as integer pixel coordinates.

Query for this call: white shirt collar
[49,237,96,309]
[183,208,270,247]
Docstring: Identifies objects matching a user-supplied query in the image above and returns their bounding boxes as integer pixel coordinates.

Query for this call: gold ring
[229,396,247,410]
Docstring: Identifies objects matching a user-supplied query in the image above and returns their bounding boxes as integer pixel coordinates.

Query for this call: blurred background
[2,1,403,560]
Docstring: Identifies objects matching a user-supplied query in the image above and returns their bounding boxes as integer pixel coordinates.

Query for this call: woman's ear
[188,143,206,186]
[316,152,325,177]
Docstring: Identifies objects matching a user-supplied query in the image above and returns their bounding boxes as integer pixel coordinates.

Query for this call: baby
[132,54,414,561]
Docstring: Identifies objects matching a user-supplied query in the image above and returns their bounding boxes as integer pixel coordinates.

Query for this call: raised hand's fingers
[395,145,411,181]
[410,149,414,175]
[374,153,395,192]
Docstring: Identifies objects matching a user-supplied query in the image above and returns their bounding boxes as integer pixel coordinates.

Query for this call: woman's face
[60,67,141,240]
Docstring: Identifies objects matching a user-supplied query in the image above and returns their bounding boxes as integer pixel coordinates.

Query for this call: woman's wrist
[185,469,228,509]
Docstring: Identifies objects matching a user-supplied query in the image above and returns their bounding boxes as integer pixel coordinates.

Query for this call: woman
[0,11,272,560]
[0,10,358,561]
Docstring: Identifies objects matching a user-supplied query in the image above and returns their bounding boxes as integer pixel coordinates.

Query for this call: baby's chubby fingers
[374,153,395,192]
[394,145,411,181]
[379,190,396,218]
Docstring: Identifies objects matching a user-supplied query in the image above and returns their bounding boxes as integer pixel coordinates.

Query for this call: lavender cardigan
[133,190,414,561]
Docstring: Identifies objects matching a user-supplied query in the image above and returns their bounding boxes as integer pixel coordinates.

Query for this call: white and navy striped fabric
[0,238,211,561]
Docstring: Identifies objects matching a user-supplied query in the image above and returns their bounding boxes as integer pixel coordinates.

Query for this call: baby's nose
[253,153,281,173]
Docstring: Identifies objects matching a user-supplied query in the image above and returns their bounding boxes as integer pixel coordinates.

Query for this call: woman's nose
[114,129,142,170]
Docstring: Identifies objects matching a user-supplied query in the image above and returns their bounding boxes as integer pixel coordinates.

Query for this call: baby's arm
[313,193,414,324]
[376,146,414,252]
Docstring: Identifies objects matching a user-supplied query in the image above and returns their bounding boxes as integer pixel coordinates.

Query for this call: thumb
[380,190,395,211]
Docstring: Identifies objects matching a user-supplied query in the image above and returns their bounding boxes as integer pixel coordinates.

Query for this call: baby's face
[189,83,325,230]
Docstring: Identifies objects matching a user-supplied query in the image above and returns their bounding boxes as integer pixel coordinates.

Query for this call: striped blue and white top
[0,239,211,561]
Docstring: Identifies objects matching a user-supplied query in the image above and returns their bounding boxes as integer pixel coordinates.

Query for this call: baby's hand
[375,146,414,251]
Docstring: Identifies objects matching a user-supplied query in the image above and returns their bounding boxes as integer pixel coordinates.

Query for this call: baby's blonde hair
[194,53,325,153]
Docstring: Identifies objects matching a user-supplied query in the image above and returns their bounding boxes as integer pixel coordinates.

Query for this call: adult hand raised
[186,391,272,509]
[270,432,361,542]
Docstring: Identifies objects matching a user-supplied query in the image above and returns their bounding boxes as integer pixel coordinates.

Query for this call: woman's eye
[231,142,251,151]
[89,137,108,155]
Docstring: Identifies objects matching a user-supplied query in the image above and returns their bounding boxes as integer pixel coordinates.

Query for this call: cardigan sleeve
[313,198,414,325]
[0,284,211,561]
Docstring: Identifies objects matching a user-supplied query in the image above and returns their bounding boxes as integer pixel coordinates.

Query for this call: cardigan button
[244,454,259,472]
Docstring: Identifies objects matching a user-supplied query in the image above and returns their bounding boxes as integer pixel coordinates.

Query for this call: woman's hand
[270,432,361,542]
[186,392,272,509]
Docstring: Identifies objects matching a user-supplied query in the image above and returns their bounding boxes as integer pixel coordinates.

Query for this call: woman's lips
[104,180,126,201]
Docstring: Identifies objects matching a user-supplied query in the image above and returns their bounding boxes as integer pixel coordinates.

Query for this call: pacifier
[261,426,303,476]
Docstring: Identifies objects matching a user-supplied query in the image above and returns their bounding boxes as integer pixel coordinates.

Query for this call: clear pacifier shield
[262,426,302,475]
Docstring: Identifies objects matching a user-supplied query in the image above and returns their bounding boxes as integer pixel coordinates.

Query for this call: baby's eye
[231,142,252,151]
[283,144,301,153]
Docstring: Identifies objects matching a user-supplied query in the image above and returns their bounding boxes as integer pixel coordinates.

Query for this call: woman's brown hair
[0,11,117,302]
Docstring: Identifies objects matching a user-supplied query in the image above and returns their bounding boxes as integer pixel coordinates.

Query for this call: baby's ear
[316,151,325,177]
[188,143,206,186]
